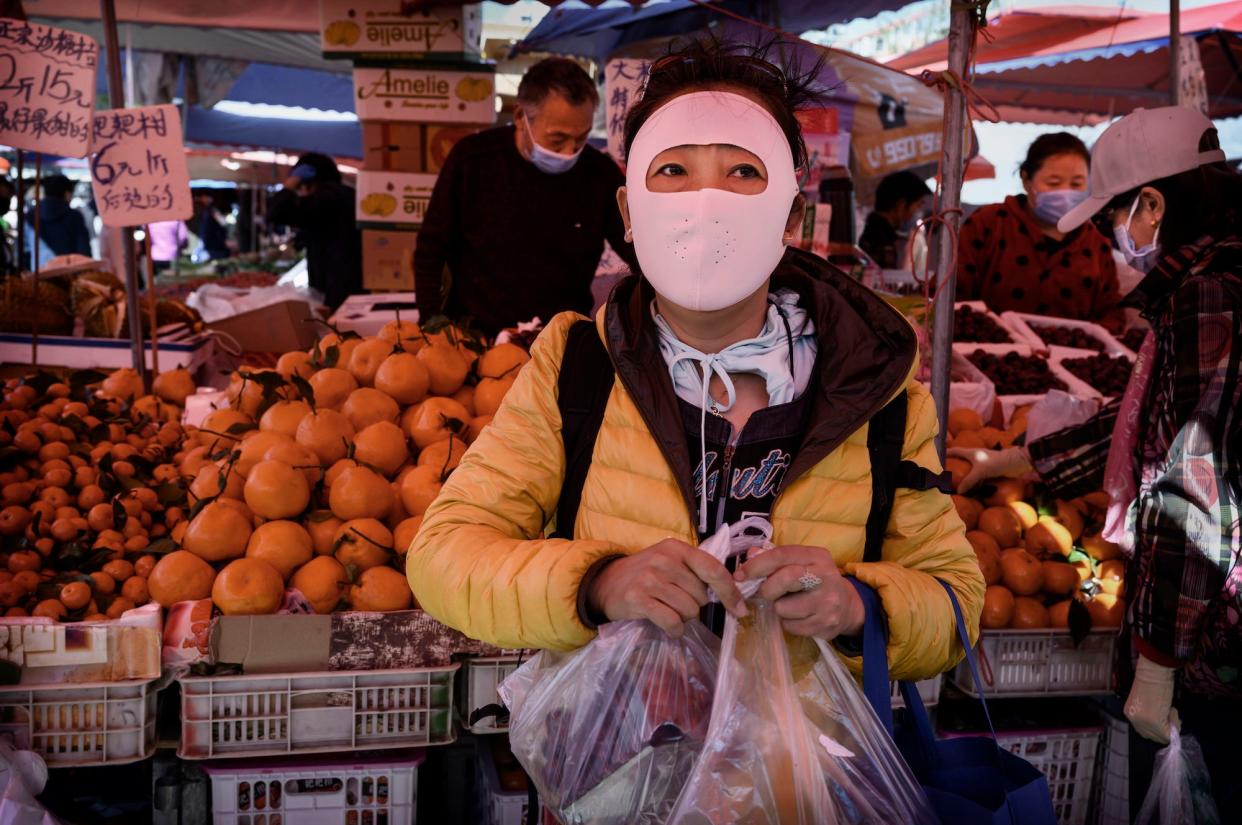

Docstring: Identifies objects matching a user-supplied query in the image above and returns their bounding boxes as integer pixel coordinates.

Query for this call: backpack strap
[553,319,615,540]
[862,392,954,564]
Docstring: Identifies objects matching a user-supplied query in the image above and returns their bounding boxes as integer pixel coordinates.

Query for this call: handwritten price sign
[90,104,192,228]
[0,18,98,157]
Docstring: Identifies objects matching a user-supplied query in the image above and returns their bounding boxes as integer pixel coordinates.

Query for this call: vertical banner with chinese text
[603,57,649,165]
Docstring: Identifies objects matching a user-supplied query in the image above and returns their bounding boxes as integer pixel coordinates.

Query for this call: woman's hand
[946,445,1033,493]
[736,546,864,639]
[587,539,747,638]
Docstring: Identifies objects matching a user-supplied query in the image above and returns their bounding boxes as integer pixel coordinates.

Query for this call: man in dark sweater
[269,153,363,309]
[857,170,930,269]
[415,57,637,336]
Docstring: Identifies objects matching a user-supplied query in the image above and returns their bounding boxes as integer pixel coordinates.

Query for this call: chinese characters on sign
[1177,36,1209,115]
[604,57,650,164]
[89,104,191,228]
[0,18,98,157]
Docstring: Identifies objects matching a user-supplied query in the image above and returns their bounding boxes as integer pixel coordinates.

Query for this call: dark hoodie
[27,198,91,258]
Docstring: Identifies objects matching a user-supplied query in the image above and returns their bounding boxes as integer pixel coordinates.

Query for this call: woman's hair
[1104,127,1242,249]
[622,36,826,171]
[1019,132,1091,180]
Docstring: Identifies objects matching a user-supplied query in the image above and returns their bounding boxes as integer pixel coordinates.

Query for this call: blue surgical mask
[1113,194,1161,273]
[1033,189,1088,225]
[522,117,583,175]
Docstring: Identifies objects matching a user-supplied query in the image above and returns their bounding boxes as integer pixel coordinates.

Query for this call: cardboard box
[354,66,496,124]
[321,0,483,60]
[206,299,319,353]
[424,123,487,173]
[363,121,425,172]
[356,171,437,227]
[363,228,418,291]
[209,610,501,674]
[330,291,419,337]
[0,604,161,684]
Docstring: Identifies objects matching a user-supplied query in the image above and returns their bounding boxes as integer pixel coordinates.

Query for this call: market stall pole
[1170,0,1180,105]
[99,0,147,384]
[928,2,975,460]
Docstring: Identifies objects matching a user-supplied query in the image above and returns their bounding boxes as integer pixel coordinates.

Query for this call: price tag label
[0,18,98,157]
[89,103,192,228]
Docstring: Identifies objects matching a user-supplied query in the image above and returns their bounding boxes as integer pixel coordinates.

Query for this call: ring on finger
[798,567,823,592]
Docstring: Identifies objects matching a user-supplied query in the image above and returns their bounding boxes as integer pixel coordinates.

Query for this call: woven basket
[0,276,73,335]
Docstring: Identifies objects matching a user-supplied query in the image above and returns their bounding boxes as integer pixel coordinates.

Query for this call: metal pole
[99,0,148,383]
[1170,0,1181,106]
[929,2,974,461]
[14,150,24,273]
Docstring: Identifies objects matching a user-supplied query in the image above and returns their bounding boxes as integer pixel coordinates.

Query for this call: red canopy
[889,2,1242,124]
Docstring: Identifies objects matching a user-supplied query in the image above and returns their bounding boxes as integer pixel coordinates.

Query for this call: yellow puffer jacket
[409,251,984,681]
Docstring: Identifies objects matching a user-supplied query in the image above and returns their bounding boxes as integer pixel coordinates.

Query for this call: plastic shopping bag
[669,521,936,825]
[1136,725,1220,825]
[498,612,719,824]
[0,742,62,825]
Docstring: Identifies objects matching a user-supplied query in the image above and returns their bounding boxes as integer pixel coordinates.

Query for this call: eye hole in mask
[646,144,770,196]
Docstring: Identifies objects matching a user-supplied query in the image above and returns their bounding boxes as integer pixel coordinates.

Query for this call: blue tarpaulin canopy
[515,0,917,61]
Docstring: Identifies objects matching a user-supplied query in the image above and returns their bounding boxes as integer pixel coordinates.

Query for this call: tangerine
[59,581,91,610]
[106,597,135,619]
[374,353,430,405]
[477,343,530,381]
[348,566,413,612]
[952,495,982,530]
[405,397,469,449]
[473,377,515,418]
[308,368,358,410]
[1082,533,1122,562]
[347,337,394,387]
[451,385,476,417]
[290,555,348,614]
[305,512,344,556]
[981,586,1014,629]
[466,415,492,444]
[1026,517,1073,558]
[121,576,149,604]
[244,460,311,520]
[947,408,984,436]
[1097,560,1125,596]
[262,439,323,487]
[341,387,400,431]
[197,409,253,453]
[1010,597,1050,629]
[417,344,468,396]
[354,422,409,478]
[246,520,314,581]
[1048,599,1073,629]
[189,461,245,504]
[296,409,355,465]
[417,437,467,473]
[1000,549,1043,596]
[236,431,294,476]
[329,466,393,521]
[212,558,284,616]
[400,465,444,517]
[978,506,1023,548]
[1041,560,1079,596]
[33,599,67,621]
[393,516,423,556]
[1007,500,1038,531]
[945,457,972,490]
[1087,594,1124,628]
[379,319,425,353]
[333,518,394,571]
[182,501,253,562]
[148,550,216,607]
[984,479,1027,507]
[259,400,313,440]
[276,351,314,381]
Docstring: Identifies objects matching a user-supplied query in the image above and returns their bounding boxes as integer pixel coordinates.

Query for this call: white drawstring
[668,350,738,535]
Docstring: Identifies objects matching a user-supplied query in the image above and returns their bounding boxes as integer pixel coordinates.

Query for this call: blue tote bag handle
[851,578,1057,825]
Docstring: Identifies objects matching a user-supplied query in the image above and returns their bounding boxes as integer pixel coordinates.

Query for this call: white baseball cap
[1058,106,1226,233]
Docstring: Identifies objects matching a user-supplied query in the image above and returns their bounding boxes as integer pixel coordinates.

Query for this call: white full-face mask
[625,91,798,312]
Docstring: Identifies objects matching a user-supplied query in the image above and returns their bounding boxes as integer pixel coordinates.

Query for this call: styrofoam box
[0,330,214,371]
[0,677,159,766]
[1046,345,1134,401]
[953,629,1117,698]
[179,666,458,760]
[952,342,1101,425]
[1001,312,1137,359]
[461,656,523,734]
[202,751,423,825]
[329,292,418,338]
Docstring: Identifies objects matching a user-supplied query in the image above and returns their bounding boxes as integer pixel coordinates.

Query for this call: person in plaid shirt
[952,107,1242,821]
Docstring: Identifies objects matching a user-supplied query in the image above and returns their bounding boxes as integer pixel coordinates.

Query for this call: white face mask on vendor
[1114,194,1161,273]
[624,92,799,312]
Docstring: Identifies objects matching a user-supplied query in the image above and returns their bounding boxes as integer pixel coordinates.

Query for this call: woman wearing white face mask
[407,40,983,685]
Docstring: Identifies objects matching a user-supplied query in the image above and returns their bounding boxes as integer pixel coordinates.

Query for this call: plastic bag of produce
[668,528,936,825]
[1136,725,1220,825]
[498,595,719,824]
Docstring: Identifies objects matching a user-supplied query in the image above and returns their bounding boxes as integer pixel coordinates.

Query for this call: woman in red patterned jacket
[952,107,1242,821]
[956,132,1125,332]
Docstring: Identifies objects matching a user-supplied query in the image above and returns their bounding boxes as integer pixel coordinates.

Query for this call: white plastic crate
[179,666,458,759]
[476,741,530,825]
[201,751,422,825]
[953,630,1117,698]
[0,678,158,766]
[1002,728,1101,825]
[889,675,942,709]
[461,656,525,734]
[1090,707,1129,825]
